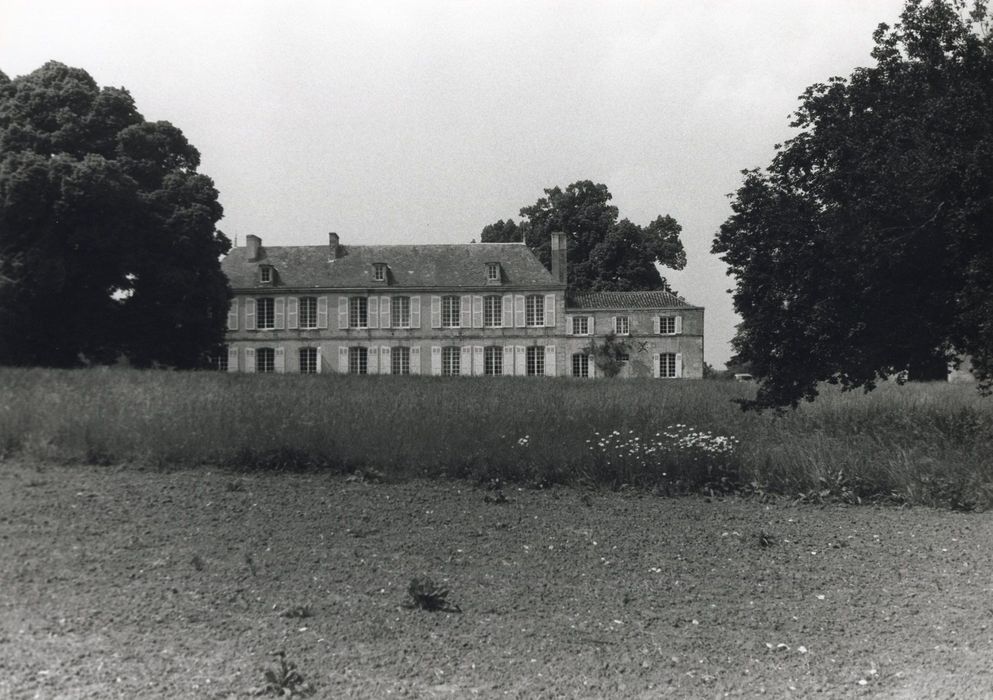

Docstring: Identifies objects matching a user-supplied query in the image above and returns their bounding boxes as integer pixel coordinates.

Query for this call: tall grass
[2,368,991,507]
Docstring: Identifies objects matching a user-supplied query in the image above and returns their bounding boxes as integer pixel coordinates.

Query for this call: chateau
[220,232,703,378]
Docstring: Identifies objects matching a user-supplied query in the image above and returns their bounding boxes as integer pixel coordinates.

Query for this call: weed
[191,554,205,571]
[757,531,776,548]
[278,605,313,619]
[258,651,313,697]
[404,577,462,613]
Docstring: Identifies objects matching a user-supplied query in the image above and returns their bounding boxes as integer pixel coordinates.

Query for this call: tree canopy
[0,62,230,368]
[480,180,686,295]
[712,0,993,409]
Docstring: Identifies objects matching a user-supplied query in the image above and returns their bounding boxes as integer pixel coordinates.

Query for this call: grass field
[1,368,991,509]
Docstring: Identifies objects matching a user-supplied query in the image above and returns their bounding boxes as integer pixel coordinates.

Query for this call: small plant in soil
[191,553,205,571]
[757,530,776,548]
[258,650,313,697]
[403,577,462,612]
[279,604,313,619]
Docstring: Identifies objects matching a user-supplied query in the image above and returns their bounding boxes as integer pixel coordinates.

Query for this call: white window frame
[572,316,589,336]
[349,297,368,329]
[391,296,411,328]
[525,346,545,376]
[299,297,318,329]
[348,346,368,375]
[483,295,502,328]
[659,316,677,335]
[260,266,272,284]
[391,346,411,375]
[614,316,630,335]
[299,347,318,374]
[525,295,544,327]
[256,297,275,330]
[486,262,500,282]
[373,263,387,282]
[441,295,460,328]
[659,352,677,378]
[572,353,589,378]
[256,347,275,373]
[442,346,460,376]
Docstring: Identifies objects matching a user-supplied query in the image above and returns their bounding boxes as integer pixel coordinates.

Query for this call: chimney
[550,231,567,285]
[328,232,340,261]
[246,234,261,261]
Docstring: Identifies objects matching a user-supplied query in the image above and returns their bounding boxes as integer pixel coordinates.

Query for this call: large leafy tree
[481,180,686,295]
[0,62,230,368]
[712,0,993,409]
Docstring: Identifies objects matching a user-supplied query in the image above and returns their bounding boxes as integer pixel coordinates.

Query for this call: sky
[0,0,908,367]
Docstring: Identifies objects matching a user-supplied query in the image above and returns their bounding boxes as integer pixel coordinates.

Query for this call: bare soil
[2,460,992,698]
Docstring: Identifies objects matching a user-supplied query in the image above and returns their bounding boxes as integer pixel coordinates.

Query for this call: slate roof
[567,290,699,310]
[222,242,562,290]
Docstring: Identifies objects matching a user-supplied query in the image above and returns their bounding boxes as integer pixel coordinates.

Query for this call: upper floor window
[256,347,275,373]
[442,346,460,376]
[486,262,500,282]
[349,297,368,328]
[299,347,318,374]
[260,266,273,284]
[441,295,460,328]
[257,297,275,329]
[525,295,544,327]
[373,263,387,282]
[392,296,411,328]
[526,346,545,376]
[299,297,317,329]
[483,295,502,327]
[572,316,589,336]
[659,316,677,335]
[615,316,630,335]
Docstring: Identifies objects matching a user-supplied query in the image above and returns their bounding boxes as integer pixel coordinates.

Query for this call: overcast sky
[1,0,908,366]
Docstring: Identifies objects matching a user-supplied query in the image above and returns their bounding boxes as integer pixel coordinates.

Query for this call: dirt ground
[2,460,992,699]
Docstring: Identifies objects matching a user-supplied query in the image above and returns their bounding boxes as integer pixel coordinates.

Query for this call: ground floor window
[526,346,545,376]
[299,347,318,374]
[392,346,411,375]
[442,346,460,376]
[572,353,589,378]
[216,347,228,371]
[349,346,368,375]
[484,346,502,375]
[659,352,677,378]
[256,347,275,373]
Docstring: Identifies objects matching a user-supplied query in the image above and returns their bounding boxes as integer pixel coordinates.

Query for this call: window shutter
[502,294,513,328]
[381,346,391,374]
[410,296,421,328]
[653,316,661,335]
[431,296,442,329]
[410,346,421,374]
[611,316,617,334]
[653,353,661,378]
[675,353,683,378]
[544,345,556,376]
[316,346,323,373]
[515,345,526,376]
[675,315,683,335]
[338,347,349,373]
[460,295,472,329]
[502,345,515,376]
[287,297,299,329]
[245,347,256,373]
[380,297,391,329]
[227,299,239,330]
[368,346,379,374]
[338,297,349,329]
[460,346,472,375]
[473,346,484,375]
[566,315,573,335]
[431,346,442,376]
[368,297,379,329]
[274,347,285,373]
[227,346,239,372]
[317,297,329,329]
[589,316,595,335]
[589,357,596,378]
[472,296,483,328]
[514,295,525,327]
[246,299,257,330]
[274,298,286,330]
[544,293,555,327]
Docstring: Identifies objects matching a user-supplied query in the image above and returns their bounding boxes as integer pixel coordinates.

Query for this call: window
[659,316,676,334]
[391,346,411,375]
[299,347,318,374]
[299,297,317,329]
[659,353,677,378]
[257,298,275,329]
[484,296,502,327]
[349,297,368,328]
[572,316,589,335]
[348,347,368,375]
[615,316,630,335]
[216,348,228,372]
[619,353,630,364]
[526,346,545,376]
[486,262,500,282]
[442,346,460,376]
[392,296,410,328]
[373,263,387,282]
[441,295,460,328]
[525,295,544,327]
[572,353,589,378]
[484,346,503,376]
[256,347,275,373]
[260,266,272,283]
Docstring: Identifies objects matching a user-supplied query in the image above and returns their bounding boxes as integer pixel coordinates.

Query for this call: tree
[481,181,686,295]
[712,0,993,409]
[0,62,230,368]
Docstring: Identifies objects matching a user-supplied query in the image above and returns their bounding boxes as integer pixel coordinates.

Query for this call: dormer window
[259,265,273,284]
[486,262,501,283]
[373,263,387,282]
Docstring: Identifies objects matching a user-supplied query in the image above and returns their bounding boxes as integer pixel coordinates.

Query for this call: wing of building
[219,231,703,378]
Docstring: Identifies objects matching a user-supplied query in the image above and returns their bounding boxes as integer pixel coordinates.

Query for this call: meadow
[2,367,991,509]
